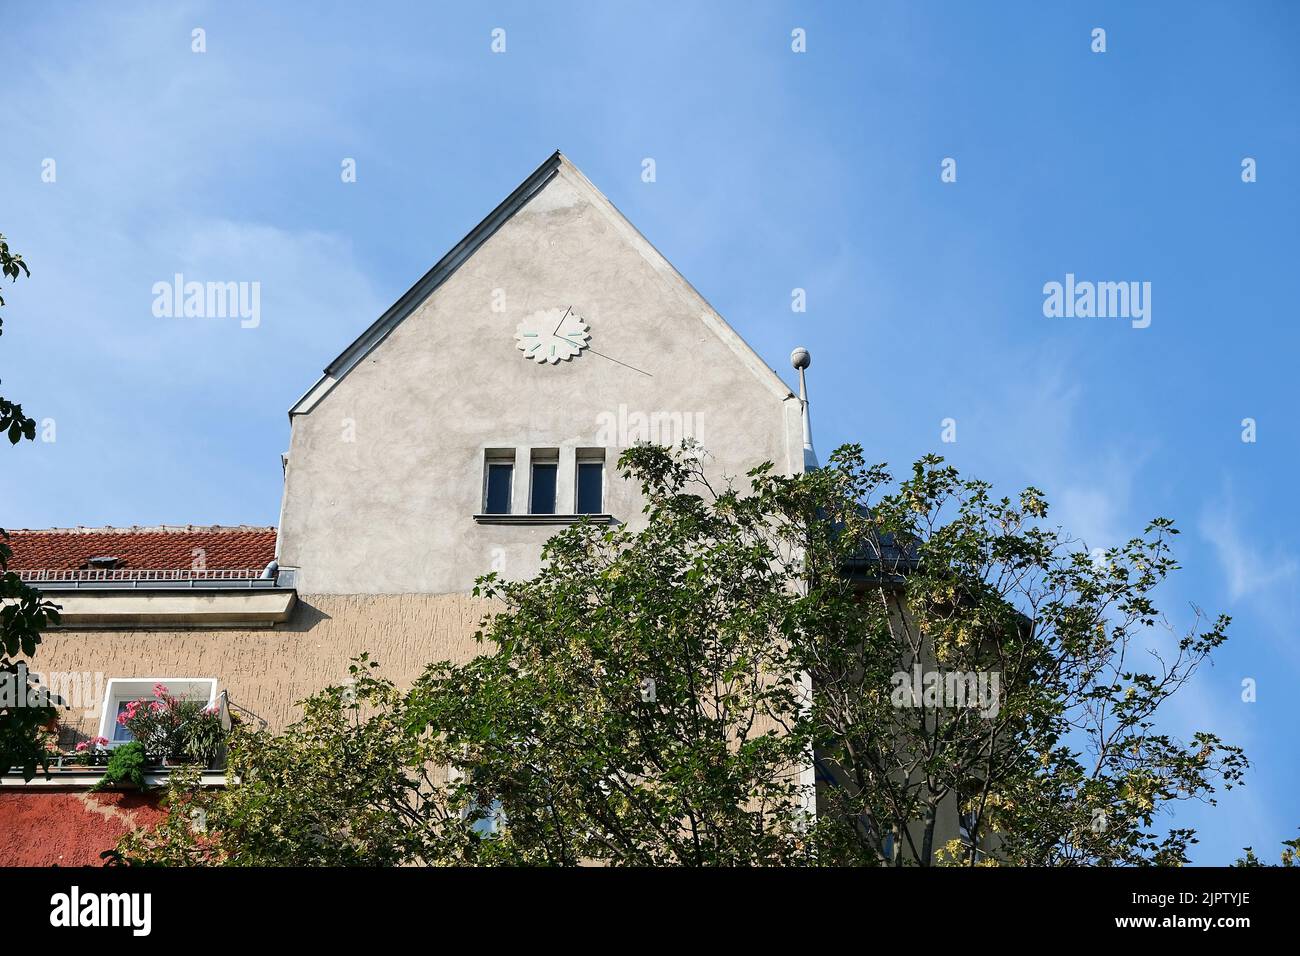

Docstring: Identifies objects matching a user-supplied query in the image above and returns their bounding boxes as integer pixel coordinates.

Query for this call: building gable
[278,152,805,594]
[290,152,791,418]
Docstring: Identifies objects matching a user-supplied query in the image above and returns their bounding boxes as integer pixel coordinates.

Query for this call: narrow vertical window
[484,461,513,514]
[576,461,604,514]
[530,460,558,514]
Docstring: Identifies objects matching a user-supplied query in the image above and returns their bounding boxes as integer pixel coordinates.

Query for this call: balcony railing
[18,568,282,589]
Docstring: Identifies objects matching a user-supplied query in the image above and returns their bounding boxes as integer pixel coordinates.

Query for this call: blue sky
[2,1,1296,863]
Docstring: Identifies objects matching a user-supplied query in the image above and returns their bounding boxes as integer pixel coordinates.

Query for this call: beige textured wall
[33,593,497,742]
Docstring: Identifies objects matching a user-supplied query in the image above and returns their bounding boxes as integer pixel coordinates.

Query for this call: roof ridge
[289,149,794,417]
[289,151,564,417]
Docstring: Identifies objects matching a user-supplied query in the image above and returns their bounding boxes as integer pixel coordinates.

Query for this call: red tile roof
[1,526,277,574]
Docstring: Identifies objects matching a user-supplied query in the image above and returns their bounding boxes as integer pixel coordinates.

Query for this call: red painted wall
[0,791,165,866]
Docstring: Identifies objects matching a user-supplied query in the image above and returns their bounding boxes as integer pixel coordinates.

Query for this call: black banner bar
[0,865,1287,940]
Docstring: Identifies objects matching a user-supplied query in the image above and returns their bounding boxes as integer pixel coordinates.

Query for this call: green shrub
[90,741,147,792]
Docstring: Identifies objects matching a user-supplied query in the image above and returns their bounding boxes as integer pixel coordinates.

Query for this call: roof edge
[554,159,794,403]
[289,150,565,417]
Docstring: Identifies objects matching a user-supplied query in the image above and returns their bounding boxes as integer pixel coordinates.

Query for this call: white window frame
[98,677,218,746]
[482,449,516,514]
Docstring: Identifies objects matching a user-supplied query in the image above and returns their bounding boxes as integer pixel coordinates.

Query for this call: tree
[114,443,1248,866]
[792,448,1247,866]
[406,445,814,866]
[111,656,473,866]
[0,232,60,780]
[0,234,38,446]
[1233,832,1300,867]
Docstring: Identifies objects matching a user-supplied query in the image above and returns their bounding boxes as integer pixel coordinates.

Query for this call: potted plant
[72,736,111,767]
[90,741,147,792]
[115,683,225,768]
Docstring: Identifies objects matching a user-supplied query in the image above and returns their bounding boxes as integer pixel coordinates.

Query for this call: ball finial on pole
[790,347,817,470]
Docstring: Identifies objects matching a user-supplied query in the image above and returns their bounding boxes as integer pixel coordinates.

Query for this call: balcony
[15,568,297,628]
[2,686,243,789]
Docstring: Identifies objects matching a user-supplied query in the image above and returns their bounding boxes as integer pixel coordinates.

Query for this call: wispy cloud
[975,350,1145,554]
[0,6,383,528]
[1199,489,1299,602]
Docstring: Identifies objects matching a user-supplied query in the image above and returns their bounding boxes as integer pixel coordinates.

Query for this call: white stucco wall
[278,157,805,594]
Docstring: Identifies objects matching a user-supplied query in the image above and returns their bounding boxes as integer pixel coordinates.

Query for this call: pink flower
[93,736,109,747]
[203,704,219,715]
[153,683,169,697]
[151,699,166,714]
[116,711,129,726]
[75,741,89,752]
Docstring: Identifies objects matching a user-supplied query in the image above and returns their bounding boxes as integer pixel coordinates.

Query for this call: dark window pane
[576,462,603,514]
[484,463,512,514]
[530,463,557,514]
